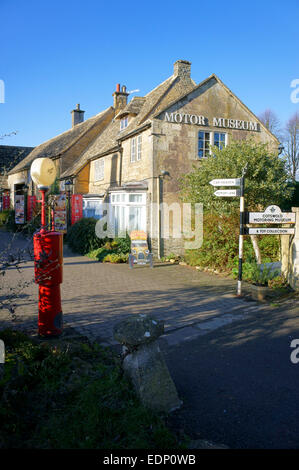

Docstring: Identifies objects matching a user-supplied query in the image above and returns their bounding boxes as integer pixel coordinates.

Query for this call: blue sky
[0,0,298,147]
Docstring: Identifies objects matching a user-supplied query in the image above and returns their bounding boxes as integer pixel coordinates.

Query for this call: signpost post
[210,165,247,297]
[237,164,248,296]
[210,169,297,297]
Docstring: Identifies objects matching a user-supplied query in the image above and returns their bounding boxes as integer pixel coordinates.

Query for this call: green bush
[232,261,281,286]
[185,213,248,270]
[103,252,129,263]
[66,218,107,255]
[86,233,131,262]
[113,233,131,254]
[281,181,299,210]
[257,236,280,262]
[268,275,288,289]
[184,213,281,272]
[0,209,10,226]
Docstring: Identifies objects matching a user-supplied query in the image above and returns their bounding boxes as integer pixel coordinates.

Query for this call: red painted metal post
[33,188,63,337]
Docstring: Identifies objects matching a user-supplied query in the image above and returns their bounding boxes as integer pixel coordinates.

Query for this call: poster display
[71,194,83,225]
[15,195,25,224]
[2,194,10,210]
[53,194,67,233]
[27,195,36,221]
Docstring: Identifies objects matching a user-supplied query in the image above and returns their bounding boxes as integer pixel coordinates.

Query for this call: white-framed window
[94,159,104,181]
[198,131,227,158]
[131,137,136,162]
[110,191,146,235]
[198,131,211,158]
[137,135,142,161]
[214,132,226,150]
[120,116,128,131]
[131,135,142,162]
[83,197,103,219]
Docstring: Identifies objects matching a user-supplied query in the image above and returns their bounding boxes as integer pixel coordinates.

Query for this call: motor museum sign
[246,205,296,224]
[164,112,259,131]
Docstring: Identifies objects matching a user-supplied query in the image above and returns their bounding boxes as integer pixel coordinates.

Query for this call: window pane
[129,194,142,203]
[94,159,104,181]
[214,132,226,150]
[131,137,136,162]
[198,131,210,158]
[137,135,142,161]
[83,199,103,219]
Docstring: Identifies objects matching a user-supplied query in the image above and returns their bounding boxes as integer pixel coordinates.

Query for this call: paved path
[0,230,265,345]
[1,230,299,448]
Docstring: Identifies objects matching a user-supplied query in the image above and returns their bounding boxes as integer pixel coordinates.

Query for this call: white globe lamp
[30,157,56,188]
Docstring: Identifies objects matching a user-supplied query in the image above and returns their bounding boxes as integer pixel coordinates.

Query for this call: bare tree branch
[283,112,299,181]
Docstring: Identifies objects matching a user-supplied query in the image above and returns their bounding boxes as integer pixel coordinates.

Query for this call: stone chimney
[112,84,129,113]
[71,103,85,127]
[173,60,191,79]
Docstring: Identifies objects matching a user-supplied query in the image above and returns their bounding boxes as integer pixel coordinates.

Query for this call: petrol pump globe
[30,157,56,187]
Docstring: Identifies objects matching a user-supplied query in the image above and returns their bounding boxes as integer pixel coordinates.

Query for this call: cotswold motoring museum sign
[164,112,259,131]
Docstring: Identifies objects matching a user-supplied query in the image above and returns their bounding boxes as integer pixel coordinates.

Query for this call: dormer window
[120,116,128,130]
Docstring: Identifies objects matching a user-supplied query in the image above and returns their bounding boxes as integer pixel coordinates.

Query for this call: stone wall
[281,207,299,290]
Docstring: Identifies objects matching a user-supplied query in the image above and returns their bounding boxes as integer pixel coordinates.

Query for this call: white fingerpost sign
[210,178,241,187]
[214,189,240,197]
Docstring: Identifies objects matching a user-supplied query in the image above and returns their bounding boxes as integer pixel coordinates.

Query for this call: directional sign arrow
[210,178,241,187]
[246,227,295,235]
[214,189,240,197]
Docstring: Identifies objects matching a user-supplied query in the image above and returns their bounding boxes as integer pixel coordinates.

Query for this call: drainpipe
[157,176,161,259]
[117,142,123,187]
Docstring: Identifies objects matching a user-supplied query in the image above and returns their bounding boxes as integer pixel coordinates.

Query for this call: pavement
[1,230,299,448]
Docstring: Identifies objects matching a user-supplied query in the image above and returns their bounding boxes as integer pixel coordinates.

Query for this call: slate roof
[115,96,146,119]
[8,107,113,175]
[0,145,34,189]
[0,145,34,173]
[61,72,196,178]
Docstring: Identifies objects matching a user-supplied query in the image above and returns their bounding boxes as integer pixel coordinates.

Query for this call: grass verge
[0,328,186,449]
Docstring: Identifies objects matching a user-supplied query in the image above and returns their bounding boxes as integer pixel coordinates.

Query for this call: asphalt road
[162,299,299,449]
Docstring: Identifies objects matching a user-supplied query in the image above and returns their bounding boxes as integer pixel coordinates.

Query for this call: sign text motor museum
[164,112,259,131]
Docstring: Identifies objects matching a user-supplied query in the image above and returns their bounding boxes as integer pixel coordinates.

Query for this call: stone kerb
[113,314,182,413]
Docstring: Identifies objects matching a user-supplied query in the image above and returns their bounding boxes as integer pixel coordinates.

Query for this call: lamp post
[30,158,63,337]
[65,178,73,229]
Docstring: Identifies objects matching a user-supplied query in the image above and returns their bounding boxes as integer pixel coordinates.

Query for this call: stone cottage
[8,60,279,255]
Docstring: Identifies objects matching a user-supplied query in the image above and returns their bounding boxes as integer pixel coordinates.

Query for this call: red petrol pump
[30,158,63,337]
